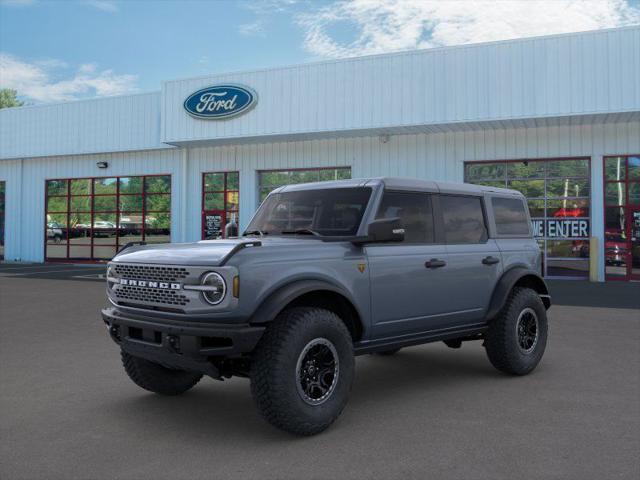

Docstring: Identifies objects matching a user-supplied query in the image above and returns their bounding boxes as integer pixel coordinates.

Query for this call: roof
[277,177,523,196]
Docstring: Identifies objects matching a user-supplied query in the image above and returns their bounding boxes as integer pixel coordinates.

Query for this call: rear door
[439,194,503,325]
[366,191,451,338]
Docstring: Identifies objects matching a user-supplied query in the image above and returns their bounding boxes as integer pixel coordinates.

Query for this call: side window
[440,195,488,244]
[375,191,434,243]
[492,197,530,236]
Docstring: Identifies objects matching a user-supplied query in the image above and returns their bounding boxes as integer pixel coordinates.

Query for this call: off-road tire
[485,287,548,375]
[250,307,355,436]
[121,351,202,395]
[375,348,401,356]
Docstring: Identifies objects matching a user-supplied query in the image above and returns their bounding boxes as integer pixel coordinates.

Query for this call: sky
[1,0,639,104]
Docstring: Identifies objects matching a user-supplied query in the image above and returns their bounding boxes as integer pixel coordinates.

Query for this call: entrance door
[630,208,640,280]
[202,210,225,240]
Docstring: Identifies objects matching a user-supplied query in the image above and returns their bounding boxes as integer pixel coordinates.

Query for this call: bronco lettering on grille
[119,278,181,290]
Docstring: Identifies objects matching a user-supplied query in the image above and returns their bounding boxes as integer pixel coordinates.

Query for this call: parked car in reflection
[47,222,64,243]
[604,233,628,266]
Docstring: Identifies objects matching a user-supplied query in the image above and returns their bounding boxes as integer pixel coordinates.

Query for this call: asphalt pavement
[0,264,638,480]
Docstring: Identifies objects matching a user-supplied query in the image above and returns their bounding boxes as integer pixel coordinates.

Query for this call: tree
[0,89,24,109]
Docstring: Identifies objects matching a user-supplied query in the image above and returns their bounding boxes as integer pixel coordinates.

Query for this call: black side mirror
[361,217,405,243]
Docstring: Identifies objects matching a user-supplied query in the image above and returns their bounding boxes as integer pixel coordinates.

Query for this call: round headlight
[201,272,226,305]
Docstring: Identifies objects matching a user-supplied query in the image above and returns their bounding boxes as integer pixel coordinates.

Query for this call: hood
[111,237,327,266]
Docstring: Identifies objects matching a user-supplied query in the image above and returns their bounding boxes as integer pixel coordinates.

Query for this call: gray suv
[102,177,551,435]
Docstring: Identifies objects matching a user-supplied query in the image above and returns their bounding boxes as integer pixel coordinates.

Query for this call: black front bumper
[102,307,265,378]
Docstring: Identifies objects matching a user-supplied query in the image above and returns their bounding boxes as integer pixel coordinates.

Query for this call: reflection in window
[258,167,351,203]
[441,195,487,244]
[492,197,530,235]
[376,192,434,243]
[45,175,171,261]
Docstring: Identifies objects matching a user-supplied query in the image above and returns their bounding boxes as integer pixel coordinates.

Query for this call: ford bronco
[102,177,551,435]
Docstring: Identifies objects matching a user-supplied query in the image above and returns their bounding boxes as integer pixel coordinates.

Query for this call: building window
[45,175,171,261]
[202,171,239,239]
[0,181,5,260]
[603,155,640,281]
[465,158,591,278]
[257,167,352,203]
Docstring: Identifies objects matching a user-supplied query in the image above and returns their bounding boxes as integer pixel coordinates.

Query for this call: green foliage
[0,89,24,109]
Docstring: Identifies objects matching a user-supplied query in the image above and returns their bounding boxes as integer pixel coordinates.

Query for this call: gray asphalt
[1,267,639,480]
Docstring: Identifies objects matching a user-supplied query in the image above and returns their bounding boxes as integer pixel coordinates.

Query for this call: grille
[113,264,189,282]
[115,285,190,306]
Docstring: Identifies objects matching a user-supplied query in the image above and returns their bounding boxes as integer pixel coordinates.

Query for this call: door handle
[425,259,446,269]
[482,256,500,265]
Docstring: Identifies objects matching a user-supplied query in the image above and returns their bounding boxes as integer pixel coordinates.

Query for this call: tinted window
[441,195,487,244]
[246,187,370,236]
[376,192,434,243]
[492,197,530,235]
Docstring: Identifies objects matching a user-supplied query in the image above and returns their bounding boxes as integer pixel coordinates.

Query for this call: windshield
[246,187,372,237]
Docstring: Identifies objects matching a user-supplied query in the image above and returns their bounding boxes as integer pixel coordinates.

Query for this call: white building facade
[1,27,639,281]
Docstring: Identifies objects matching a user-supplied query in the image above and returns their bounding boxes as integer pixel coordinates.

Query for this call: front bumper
[102,307,265,377]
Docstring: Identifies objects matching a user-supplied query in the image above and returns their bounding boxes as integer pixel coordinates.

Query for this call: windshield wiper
[243,229,268,237]
[281,228,321,236]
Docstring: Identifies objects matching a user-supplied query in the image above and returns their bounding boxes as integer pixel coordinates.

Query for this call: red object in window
[553,207,586,218]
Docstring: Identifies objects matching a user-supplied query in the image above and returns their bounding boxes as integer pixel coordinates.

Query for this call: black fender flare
[248,279,362,326]
[486,267,551,321]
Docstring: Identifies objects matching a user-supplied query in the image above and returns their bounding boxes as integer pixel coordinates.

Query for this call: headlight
[106,265,117,290]
[200,272,226,305]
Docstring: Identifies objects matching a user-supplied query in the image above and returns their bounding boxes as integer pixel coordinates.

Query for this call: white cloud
[297,0,640,58]
[83,0,118,13]
[0,53,138,103]
[238,19,266,36]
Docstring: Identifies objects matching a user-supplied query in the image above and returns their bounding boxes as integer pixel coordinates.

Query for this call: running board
[353,323,487,356]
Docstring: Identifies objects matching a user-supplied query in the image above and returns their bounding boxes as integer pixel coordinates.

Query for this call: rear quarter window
[492,197,531,236]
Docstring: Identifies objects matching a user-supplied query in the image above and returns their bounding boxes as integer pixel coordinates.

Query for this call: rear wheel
[250,307,354,435]
[485,287,548,375]
[121,351,202,396]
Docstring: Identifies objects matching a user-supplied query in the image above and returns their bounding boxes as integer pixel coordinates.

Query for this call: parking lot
[1,263,639,480]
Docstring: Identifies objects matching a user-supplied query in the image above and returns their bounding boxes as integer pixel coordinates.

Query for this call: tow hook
[167,335,180,353]
[108,324,121,343]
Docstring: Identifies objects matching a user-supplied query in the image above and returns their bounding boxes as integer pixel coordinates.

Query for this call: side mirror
[362,217,405,243]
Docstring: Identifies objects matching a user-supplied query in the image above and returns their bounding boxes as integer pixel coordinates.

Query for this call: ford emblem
[183,84,257,120]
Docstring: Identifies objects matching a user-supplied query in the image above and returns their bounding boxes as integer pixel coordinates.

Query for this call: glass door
[631,208,640,280]
[604,155,640,281]
[202,172,239,239]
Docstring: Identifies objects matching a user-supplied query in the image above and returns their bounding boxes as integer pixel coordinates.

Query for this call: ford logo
[183,84,257,119]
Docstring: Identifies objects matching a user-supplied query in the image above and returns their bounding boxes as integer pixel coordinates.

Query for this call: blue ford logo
[183,84,257,119]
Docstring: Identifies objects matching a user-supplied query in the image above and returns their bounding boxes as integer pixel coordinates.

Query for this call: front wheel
[485,287,548,375]
[250,307,355,435]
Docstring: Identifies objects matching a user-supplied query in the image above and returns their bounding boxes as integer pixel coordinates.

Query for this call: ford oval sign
[183,84,257,120]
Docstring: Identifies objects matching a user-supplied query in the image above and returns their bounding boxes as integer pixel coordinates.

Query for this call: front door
[366,191,453,338]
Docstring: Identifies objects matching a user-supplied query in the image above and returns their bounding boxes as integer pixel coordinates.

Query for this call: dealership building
[1,26,639,281]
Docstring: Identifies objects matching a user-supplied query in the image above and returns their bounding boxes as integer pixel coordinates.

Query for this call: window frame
[0,180,5,260]
[464,157,592,278]
[44,174,171,262]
